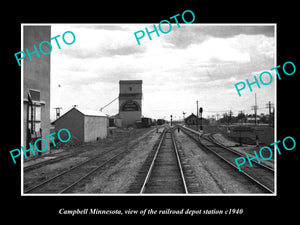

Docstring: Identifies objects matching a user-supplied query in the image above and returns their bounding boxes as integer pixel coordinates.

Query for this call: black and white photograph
[21,24,276,195]
[4,4,298,221]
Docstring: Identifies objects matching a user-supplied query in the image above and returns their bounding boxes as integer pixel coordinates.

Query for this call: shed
[184,113,209,125]
[108,114,122,128]
[51,107,108,143]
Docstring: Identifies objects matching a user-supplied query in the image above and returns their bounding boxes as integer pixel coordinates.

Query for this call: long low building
[51,107,108,143]
[184,113,209,125]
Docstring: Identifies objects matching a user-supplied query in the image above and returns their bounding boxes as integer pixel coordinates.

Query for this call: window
[129,87,132,91]
[28,104,41,132]
[26,89,43,156]
[27,89,42,137]
[29,89,40,101]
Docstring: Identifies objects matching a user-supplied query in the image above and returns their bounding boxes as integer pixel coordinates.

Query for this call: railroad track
[139,128,188,194]
[24,148,128,193]
[206,133,274,171]
[24,127,156,173]
[180,126,275,194]
[24,127,158,194]
[24,151,81,173]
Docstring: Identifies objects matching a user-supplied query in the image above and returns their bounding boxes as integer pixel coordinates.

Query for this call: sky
[50,24,275,121]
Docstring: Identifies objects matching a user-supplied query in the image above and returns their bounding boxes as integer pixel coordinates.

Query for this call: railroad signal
[199,107,203,132]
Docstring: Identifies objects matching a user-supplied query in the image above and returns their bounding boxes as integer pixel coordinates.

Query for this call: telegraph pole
[196,101,199,131]
[239,110,244,125]
[266,101,274,127]
[251,93,258,125]
[267,101,271,127]
[255,93,257,125]
[228,110,233,125]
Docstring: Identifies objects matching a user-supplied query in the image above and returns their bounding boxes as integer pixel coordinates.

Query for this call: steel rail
[182,125,274,172]
[24,154,101,193]
[59,148,130,193]
[171,132,188,194]
[180,126,274,193]
[205,133,274,172]
[139,129,166,194]
[25,127,158,194]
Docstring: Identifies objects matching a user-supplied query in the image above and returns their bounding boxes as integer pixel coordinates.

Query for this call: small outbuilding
[108,114,122,128]
[51,107,108,143]
[184,113,209,126]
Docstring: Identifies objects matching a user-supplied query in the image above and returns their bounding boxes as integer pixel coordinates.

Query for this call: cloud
[63,44,145,59]
[185,38,251,63]
[54,25,146,59]
[200,25,274,38]
[162,25,274,49]
[71,24,127,31]
[51,24,275,120]
[258,38,275,58]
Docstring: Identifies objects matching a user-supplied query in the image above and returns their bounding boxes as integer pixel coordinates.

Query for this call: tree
[237,111,246,124]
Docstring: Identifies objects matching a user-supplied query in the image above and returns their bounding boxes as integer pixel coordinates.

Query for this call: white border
[21,23,277,196]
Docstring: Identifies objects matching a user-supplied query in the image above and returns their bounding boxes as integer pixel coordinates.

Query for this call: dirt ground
[23,126,163,193]
[211,133,274,170]
[187,124,275,146]
[174,130,265,194]
[71,127,164,193]
[24,125,273,194]
[185,124,275,170]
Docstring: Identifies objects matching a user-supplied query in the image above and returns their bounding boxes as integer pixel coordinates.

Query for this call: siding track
[180,126,275,193]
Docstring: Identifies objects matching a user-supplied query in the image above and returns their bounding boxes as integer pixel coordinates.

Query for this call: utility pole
[251,93,258,125]
[228,110,233,125]
[272,104,275,127]
[238,110,244,125]
[266,101,274,127]
[196,100,199,131]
